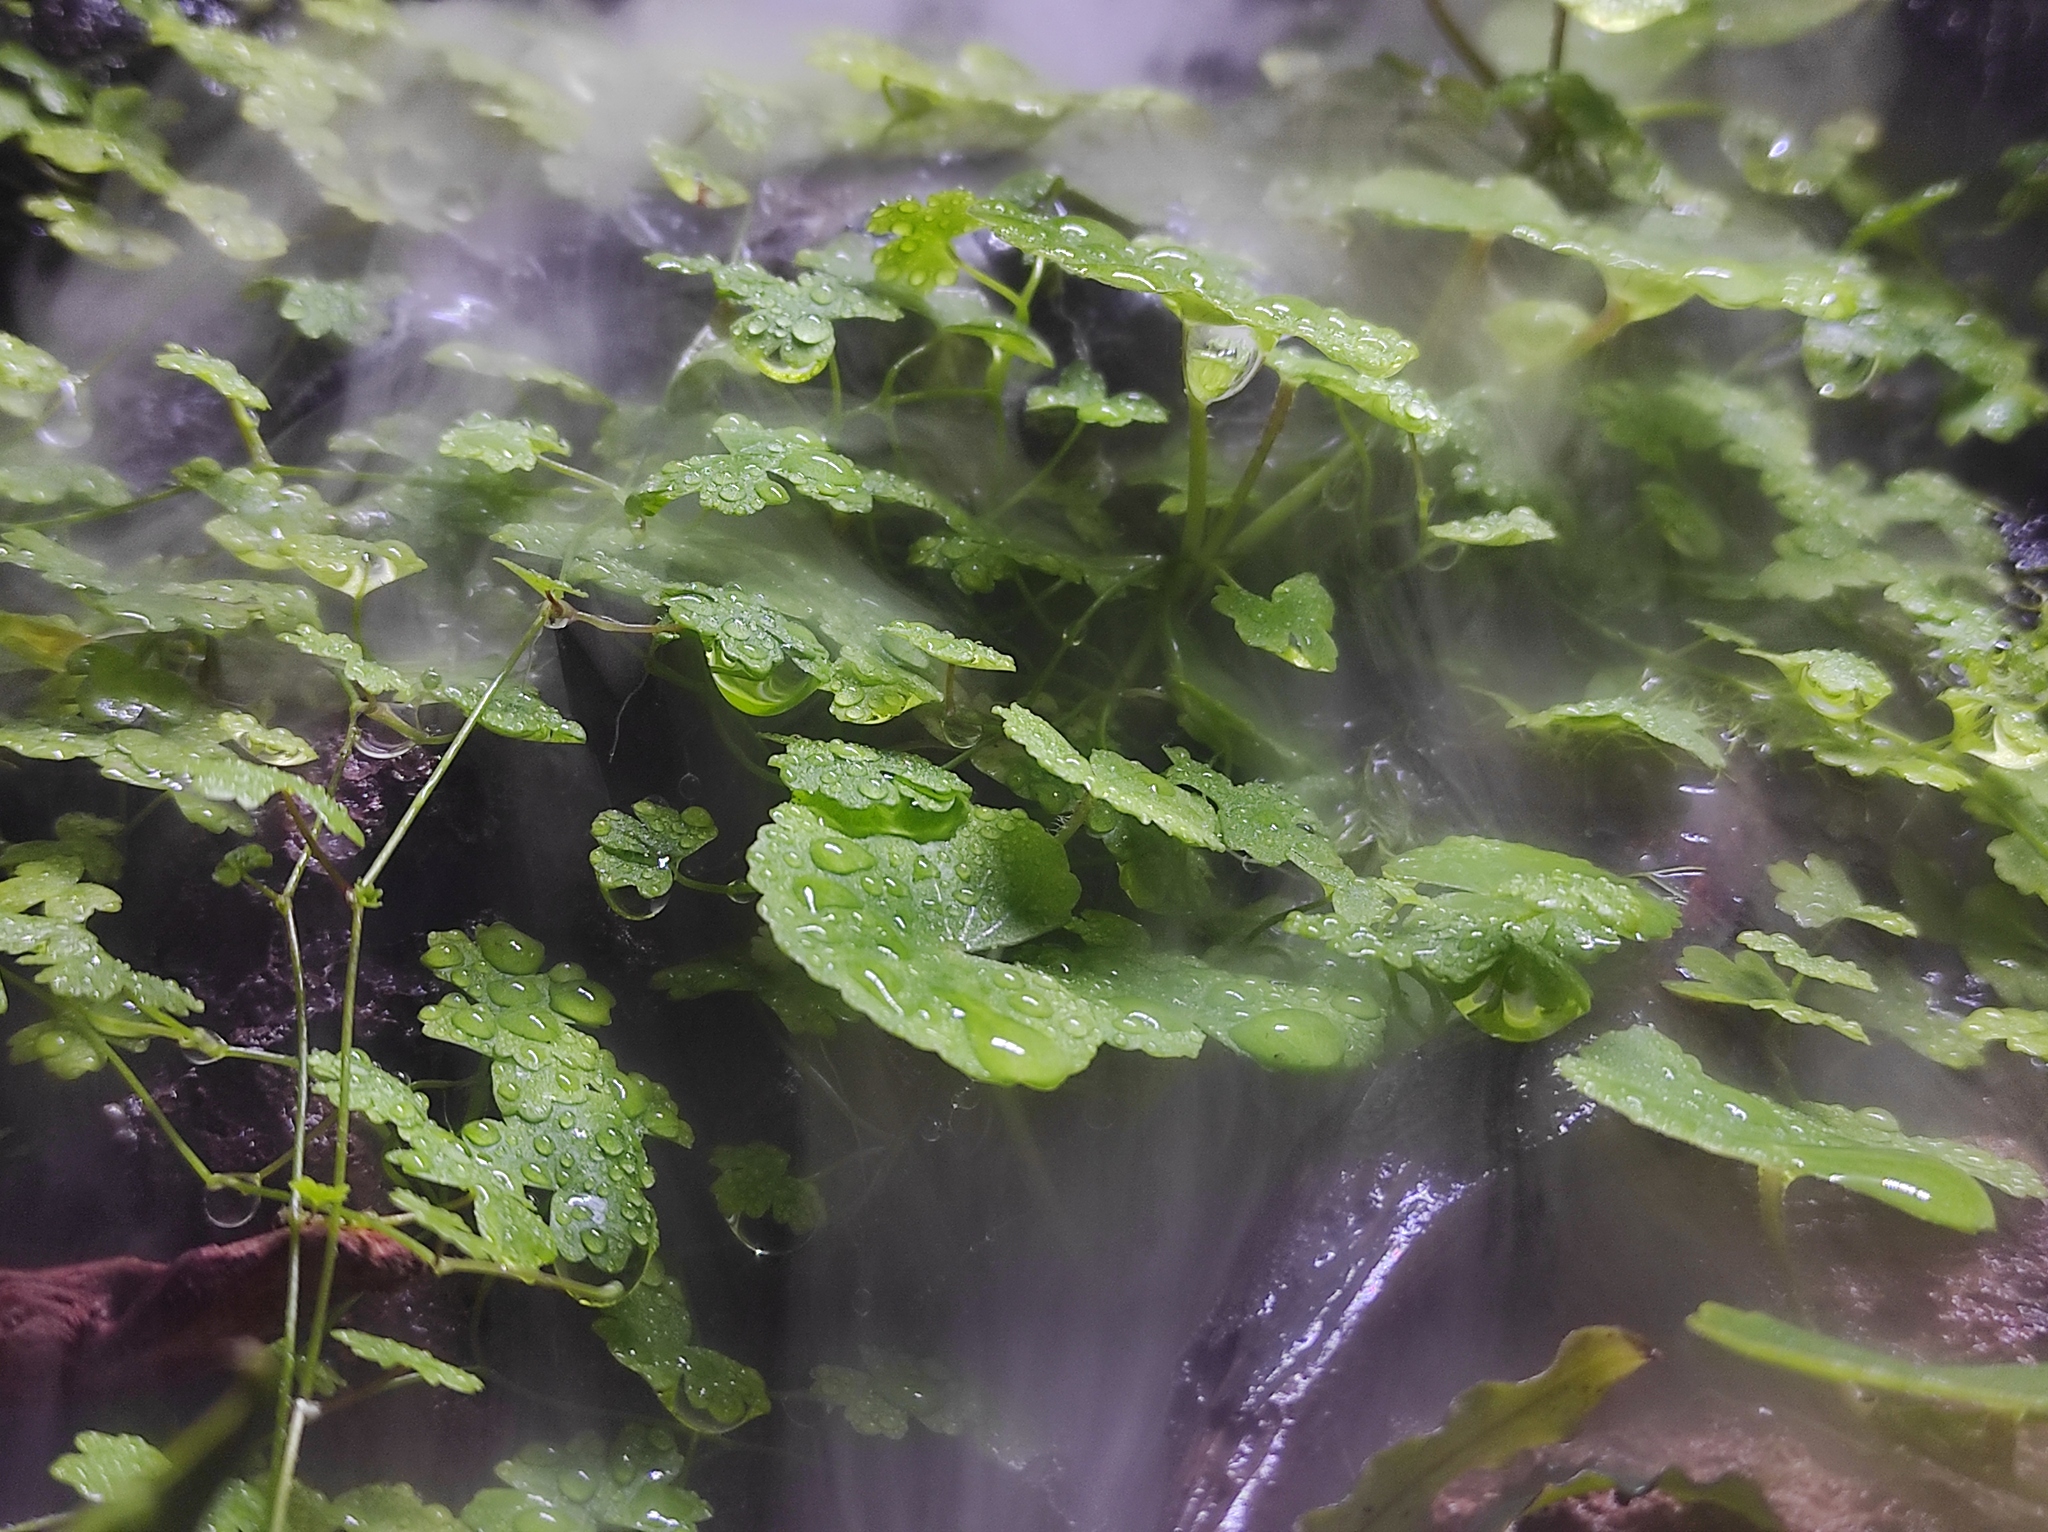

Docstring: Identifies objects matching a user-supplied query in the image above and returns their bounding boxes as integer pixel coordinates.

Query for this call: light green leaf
[812,1350,979,1439]
[263,275,401,343]
[749,801,1108,1086]
[709,1142,824,1233]
[663,583,830,716]
[647,140,749,208]
[1429,506,1557,546]
[918,288,1055,365]
[1341,169,1874,321]
[770,737,972,841]
[26,194,178,269]
[1722,109,1876,198]
[330,1330,484,1393]
[876,620,1014,672]
[0,331,68,418]
[1161,749,1352,887]
[1557,1025,2044,1231]
[1023,362,1167,427]
[1506,692,1724,768]
[1736,929,1877,990]
[437,413,570,473]
[648,253,900,384]
[1738,644,1893,721]
[1213,574,1337,673]
[1665,944,1868,1039]
[995,704,1223,850]
[589,801,716,904]
[590,1257,771,1432]
[1768,855,1915,935]
[1560,0,1697,30]
[461,1428,709,1532]
[1298,1327,1652,1532]
[1690,1303,2048,1418]
[51,1432,169,1502]
[426,342,608,406]
[868,188,978,292]
[156,343,267,412]
[1264,347,1444,434]
[633,415,871,516]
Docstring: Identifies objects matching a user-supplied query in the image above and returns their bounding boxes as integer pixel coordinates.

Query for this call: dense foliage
[1,0,2045,1526]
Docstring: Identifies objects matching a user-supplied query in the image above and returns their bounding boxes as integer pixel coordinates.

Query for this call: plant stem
[267,1399,318,1532]
[1547,2,1568,71]
[1180,355,1211,558]
[995,423,1082,517]
[1424,0,1499,86]
[1223,453,1346,558]
[95,1036,215,1185]
[1209,382,1297,555]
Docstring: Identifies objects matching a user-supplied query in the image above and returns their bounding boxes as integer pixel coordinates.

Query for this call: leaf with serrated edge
[1737,930,1877,991]
[709,1142,824,1233]
[995,704,1222,850]
[1213,574,1337,672]
[1769,855,1916,935]
[590,801,716,901]
[330,1330,483,1393]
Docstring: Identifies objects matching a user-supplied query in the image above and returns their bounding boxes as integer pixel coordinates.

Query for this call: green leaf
[1768,855,1915,935]
[1023,362,1167,427]
[51,1433,169,1502]
[663,583,830,716]
[331,1485,461,1532]
[770,737,972,841]
[634,415,871,517]
[1161,749,1352,887]
[1721,109,1876,199]
[1212,574,1337,673]
[589,801,716,904]
[647,139,749,208]
[1557,1026,2044,1231]
[26,194,179,269]
[1428,506,1557,546]
[437,414,570,474]
[461,1429,710,1532]
[876,620,1014,673]
[1341,169,1874,321]
[917,288,1055,365]
[1505,692,1725,768]
[868,188,978,291]
[995,704,1223,850]
[156,344,267,413]
[212,843,274,888]
[1559,0,1697,30]
[1298,1327,1652,1532]
[1263,347,1444,434]
[648,253,900,384]
[0,331,68,418]
[262,275,401,344]
[812,1349,980,1439]
[709,1142,825,1233]
[1689,1302,2048,1418]
[415,926,683,1271]
[1737,644,1893,721]
[426,342,608,406]
[590,1257,772,1432]
[813,35,1083,148]
[1665,944,1867,1039]
[0,858,202,1016]
[749,801,1117,1086]
[0,446,129,507]
[182,461,426,600]
[973,197,1417,376]
[1735,930,1877,990]
[329,1330,484,1393]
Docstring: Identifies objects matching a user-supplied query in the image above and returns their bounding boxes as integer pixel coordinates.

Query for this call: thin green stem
[966,266,1025,310]
[267,1399,318,1532]
[269,893,313,1465]
[1547,2,1568,72]
[1180,370,1211,559]
[541,461,625,498]
[96,1037,215,1185]
[1424,0,1499,86]
[995,423,1082,517]
[432,1260,625,1304]
[827,352,843,421]
[1209,382,1297,556]
[1223,454,1346,558]
[230,401,275,470]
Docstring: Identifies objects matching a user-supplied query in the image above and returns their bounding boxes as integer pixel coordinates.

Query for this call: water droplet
[1183,323,1261,405]
[423,937,465,971]
[809,836,874,874]
[478,922,546,974]
[559,1470,598,1505]
[1801,326,1881,400]
[1228,1008,1347,1071]
[450,1003,496,1039]
[487,976,546,1008]
[37,376,92,450]
[596,1125,631,1156]
[550,974,613,1025]
[850,1285,873,1317]
[959,1003,1075,1089]
[499,1008,552,1042]
[203,1183,259,1228]
[352,722,414,760]
[725,1210,808,1256]
[601,883,671,921]
[462,1119,503,1147]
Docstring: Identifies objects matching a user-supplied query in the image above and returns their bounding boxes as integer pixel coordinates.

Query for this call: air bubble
[179,1028,227,1065]
[601,884,671,920]
[37,376,92,450]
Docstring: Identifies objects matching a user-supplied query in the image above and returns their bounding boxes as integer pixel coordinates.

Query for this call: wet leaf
[461,1428,709,1532]
[426,343,608,406]
[1299,1326,1652,1532]
[648,253,900,384]
[1769,855,1915,935]
[709,1142,824,1233]
[437,414,570,474]
[591,1256,771,1431]
[1429,506,1558,546]
[1558,1025,2043,1231]
[647,140,749,208]
[771,737,972,841]
[589,801,716,902]
[996,704,1223,850]
[1024,362,1167,427]
[329,1330,483,1393]
[26,194,178,269]
[1665,944,1868,1039]
[51,1433,168,1502]
[1213,573,1337,673]
[1161,749,1352,887]
[868,188,978,291]
[156,344,267,413]
[0,331,68,418]
[635,416,871,516]
[1505,692,1725,768]
[261,275,401,344]
[1341,169,1874,321]
[1689,1303,2048,1418]
[812,1350,980,1439]
[1736,930,1876,990]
